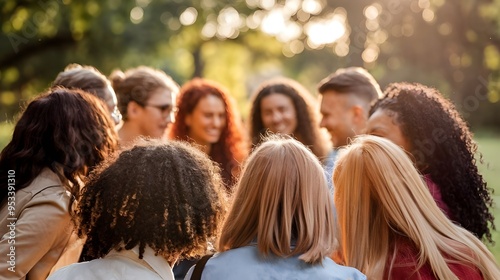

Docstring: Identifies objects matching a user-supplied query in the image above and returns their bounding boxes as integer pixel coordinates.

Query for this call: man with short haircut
[318,67,382,180]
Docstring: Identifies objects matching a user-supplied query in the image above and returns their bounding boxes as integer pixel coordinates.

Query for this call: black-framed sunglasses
[135,100,177,115]
[144,103,172,113]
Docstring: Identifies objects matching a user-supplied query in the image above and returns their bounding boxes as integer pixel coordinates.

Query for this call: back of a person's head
[0,87,118,202]
[110,66,179,120]
[219,135,335,264]
[53,63,111,101]
[334,135,441,245]
[317,67,382,103]
[334,135,500,279]
[76,139,227,263]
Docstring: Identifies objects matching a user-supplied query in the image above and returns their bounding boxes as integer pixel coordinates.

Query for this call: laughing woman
[169,78,247,189]
[248,77,329,161]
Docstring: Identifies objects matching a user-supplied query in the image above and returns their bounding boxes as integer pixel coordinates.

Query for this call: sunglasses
[135,100,177,115]
[144,103,172,113]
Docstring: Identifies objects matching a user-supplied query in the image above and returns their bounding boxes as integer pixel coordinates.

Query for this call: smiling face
[260,93,298,135]
[137,87,175,139]
[319,91,359,148]
[185,95,227,147]
[365,109,411,152]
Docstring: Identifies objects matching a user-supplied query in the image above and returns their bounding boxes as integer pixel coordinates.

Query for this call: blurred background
[1,0,499,258]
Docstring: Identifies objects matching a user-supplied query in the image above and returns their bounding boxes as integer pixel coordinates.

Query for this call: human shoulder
[385,238,434,279]
[18,168,67,202]
[49,255,163,280]
[200,246,366,280]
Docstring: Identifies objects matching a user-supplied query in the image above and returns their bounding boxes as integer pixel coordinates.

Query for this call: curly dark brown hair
[0,87,118,204]
[77,139,227,263]
[168,78,247,188]
[249,77,329,161]
[369,82,494,242]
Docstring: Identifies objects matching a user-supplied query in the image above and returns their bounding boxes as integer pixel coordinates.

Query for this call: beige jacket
[0,168,82,280]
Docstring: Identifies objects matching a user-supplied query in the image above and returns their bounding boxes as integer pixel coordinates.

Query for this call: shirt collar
[109,246,175,280]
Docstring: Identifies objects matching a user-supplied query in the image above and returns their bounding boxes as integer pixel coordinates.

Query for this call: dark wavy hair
[249,77,328,160]
[369,82,494,241]
[169,78,247,188]
[77,139,227,263]
[0,87,118,204]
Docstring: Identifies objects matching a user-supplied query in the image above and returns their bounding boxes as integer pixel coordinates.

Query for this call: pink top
[423,174,452,219]
[384,237,483,280]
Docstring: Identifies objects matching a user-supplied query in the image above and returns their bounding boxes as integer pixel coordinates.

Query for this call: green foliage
[476,133,500,261]
[1,0,500,128]
[0,121,14,151]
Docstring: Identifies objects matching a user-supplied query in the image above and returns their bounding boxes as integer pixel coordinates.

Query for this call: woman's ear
[127,101,142,120]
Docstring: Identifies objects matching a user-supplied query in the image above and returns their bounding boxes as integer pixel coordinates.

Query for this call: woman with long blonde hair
[185,135,365,279]
[334,135,500,280]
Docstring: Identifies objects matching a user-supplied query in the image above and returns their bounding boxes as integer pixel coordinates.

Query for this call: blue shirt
[184,245,365,280]
[323,149,338,192]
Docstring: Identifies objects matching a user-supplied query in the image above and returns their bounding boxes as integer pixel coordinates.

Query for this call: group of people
[0,63,499,280]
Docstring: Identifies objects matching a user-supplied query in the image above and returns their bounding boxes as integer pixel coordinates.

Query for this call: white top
[48,246,175,280]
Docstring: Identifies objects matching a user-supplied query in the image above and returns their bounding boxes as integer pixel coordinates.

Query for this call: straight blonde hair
[219,135,335,264]
[334,135,500,279]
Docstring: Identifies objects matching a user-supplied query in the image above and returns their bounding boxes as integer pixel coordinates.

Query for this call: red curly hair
[169,78,247,189]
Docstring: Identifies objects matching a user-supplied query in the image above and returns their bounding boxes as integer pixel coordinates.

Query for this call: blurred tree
[0,0,499,131]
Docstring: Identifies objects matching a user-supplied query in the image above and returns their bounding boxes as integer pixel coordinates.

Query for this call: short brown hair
[110,66,179,120]
[53,63,112,102]
[317,67,381,103]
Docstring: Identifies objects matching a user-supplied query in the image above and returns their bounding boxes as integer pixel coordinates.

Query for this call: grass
[476,133,500,262]
[0,121,499,261]
[0,121,14,150]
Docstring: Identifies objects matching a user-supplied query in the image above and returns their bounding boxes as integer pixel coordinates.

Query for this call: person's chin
[205,134,221,144]
[271,129,290,135]
[150,130,166,139]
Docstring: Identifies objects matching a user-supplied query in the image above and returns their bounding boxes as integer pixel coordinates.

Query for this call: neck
[118,122,143,148]
[198,143,211,155]
[187,134,212,155]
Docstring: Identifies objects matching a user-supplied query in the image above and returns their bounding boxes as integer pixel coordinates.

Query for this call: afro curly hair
[370,82,494,242]
[77,139,227,263]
